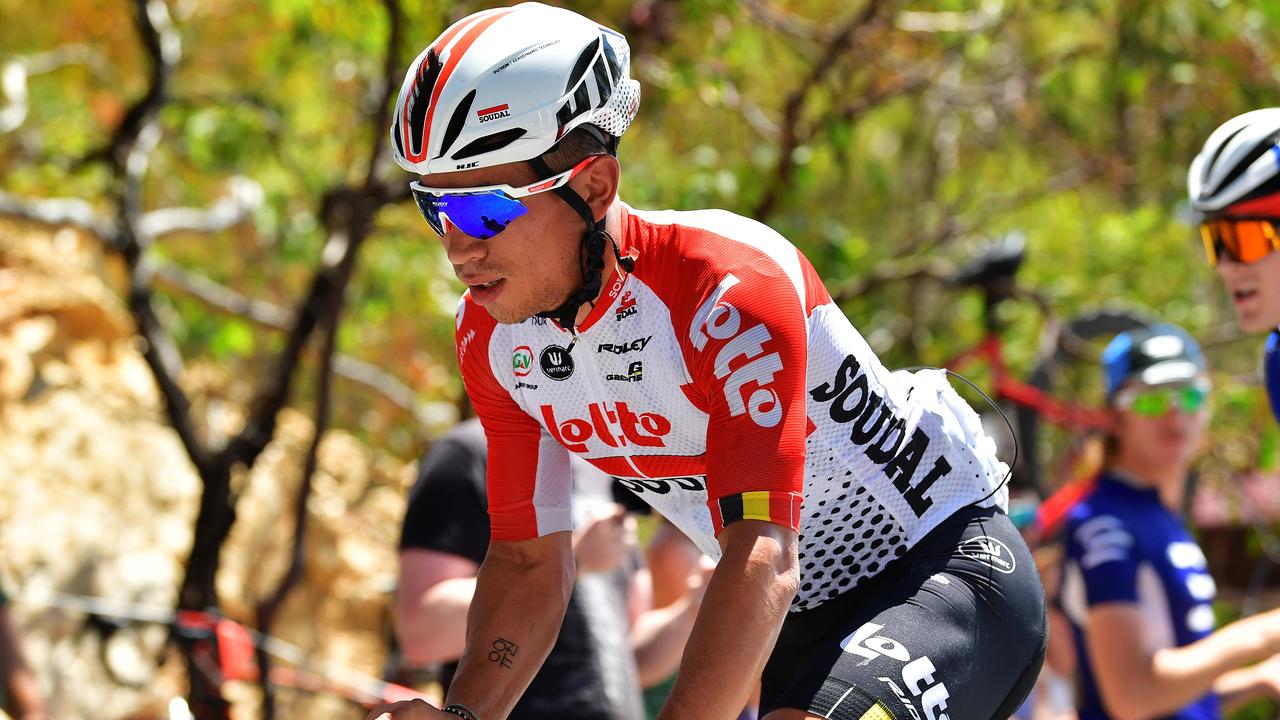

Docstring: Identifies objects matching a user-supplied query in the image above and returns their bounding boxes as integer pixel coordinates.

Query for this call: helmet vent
[452,128,528,160]
[407,50,443,157]
[564,40,599,94]
[592,54,613,109]
[1216,130,1280,195]
[437,89,477,159]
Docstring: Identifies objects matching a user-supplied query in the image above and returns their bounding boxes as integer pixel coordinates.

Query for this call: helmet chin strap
[528,155,635,337]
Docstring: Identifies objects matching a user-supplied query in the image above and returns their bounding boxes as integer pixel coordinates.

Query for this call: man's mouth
[1233,287,1259,303]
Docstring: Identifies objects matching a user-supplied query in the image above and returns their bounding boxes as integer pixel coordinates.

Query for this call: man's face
[421,162,583,324]
[1112,381,1208,471]
[1216,249,1280,333]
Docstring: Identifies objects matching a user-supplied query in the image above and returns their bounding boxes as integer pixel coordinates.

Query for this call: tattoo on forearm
[489,637,518,669]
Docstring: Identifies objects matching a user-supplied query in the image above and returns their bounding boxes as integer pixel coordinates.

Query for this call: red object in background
[1036,475,1098,538]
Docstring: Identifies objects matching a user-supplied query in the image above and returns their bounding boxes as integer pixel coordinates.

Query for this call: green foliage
[3,0,1279,467]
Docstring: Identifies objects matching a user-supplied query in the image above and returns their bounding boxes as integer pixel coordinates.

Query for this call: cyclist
[1060,324,1280,719]
[395,417,652,718]
[1187,108,1280,424]
[0,577,49,720]
[369,4,1045,719]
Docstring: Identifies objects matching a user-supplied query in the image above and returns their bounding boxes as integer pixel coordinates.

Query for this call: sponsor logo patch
[539,345,574,380]
[614,476,705,494]
[540,402,671,452]
[841,622,951,720]
[957,535,1016,574]
[689,274,784,428]
[513,346,533,377]
[597,336,651,354]
[606,360,644,383]
[615,291,637,321]
[476,104,511,122]
[809,352,952,517]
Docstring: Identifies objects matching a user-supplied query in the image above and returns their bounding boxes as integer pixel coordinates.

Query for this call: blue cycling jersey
[1060,471,1220,720]
[1266,330,1280,425]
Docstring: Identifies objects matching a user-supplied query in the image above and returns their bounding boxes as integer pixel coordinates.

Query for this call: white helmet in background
[391,2,641,175]
[1187,108,1280,213]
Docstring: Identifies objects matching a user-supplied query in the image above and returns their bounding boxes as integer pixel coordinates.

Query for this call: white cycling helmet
[1188,108,1280,213]
[391,2,641,175]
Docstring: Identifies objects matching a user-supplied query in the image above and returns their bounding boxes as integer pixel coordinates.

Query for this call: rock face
[0,223,415,719]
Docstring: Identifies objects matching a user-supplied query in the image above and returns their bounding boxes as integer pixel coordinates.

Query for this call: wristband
[443,704,480,720]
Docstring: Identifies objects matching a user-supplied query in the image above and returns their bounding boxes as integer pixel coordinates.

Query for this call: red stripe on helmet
[419,10,512,165]
[401,9,511,165]
[1223,192,1280,218]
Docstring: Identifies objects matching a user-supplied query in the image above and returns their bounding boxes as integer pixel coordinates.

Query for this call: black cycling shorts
[761,504,1047,720]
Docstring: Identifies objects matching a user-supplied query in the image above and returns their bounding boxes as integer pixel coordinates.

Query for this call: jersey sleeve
[1065,512,1140,606]
[683,263,810,535]
[455,297,574,543]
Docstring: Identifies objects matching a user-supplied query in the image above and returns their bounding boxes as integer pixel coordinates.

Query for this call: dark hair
[540,125,615,173]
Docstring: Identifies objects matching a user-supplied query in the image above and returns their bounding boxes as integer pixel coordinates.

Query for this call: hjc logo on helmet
[689,274,784,428]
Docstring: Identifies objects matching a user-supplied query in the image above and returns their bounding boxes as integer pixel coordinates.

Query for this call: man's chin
[485,305,538,325]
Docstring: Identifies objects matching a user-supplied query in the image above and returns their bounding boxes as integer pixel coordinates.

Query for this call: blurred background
[1,0,1279,717]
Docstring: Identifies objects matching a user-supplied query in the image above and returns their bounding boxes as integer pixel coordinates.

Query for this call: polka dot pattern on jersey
[791,439,909,611]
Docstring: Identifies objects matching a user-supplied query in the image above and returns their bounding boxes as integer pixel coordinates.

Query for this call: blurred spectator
[1060,324,1280,719]
[0,580,49,720]
[393,419,705,719]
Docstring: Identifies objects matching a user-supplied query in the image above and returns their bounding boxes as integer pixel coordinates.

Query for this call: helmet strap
[528,155,633,334]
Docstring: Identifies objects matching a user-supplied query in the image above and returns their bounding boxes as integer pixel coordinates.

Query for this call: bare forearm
[0,613,47,719]
[657,522,798,720]
[1110,620,1274,718]
[446,540,574,720]
[395,577,477,666]
[631,594,700,688]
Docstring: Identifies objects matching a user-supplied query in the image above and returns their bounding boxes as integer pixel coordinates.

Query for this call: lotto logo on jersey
[540,402,671,453]
[689,274,784,428]
[842,622,952,720]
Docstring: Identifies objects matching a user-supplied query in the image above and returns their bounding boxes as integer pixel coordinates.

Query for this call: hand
[573,505,634,575]
[1252,652,1280,698]
[365,699,451,720]
[686,554,717,608]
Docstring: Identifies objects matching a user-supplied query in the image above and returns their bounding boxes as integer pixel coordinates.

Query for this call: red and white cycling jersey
[456,204,1008,610]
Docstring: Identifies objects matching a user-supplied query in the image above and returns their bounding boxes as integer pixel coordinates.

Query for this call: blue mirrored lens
[412,187,528,240]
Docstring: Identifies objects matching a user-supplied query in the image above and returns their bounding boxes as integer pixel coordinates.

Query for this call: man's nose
[442,218,486,266]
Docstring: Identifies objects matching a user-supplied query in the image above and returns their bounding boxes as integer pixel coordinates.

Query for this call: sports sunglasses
[1113,380,1210,417]
[408,156,599,240]
[1199,217,1280,266]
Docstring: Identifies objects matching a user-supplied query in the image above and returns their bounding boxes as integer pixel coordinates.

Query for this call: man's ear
[572,155,621,219]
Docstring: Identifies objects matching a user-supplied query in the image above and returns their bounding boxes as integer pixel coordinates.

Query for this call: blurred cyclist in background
[0,578,49,720]
[395,418,709,719]
[1061,324,1280,719]
[1187,109,1280,425]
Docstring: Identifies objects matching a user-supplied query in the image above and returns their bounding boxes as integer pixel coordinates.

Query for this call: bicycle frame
[946,334,1113,433]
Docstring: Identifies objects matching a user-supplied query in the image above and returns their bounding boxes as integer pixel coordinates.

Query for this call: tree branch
[256,289,341,720]
[0,45,109,133]
[151,261,435,423]
[829,260,950,304]
[365,0,405,186]
[752,0,894,219]
[0,191,118,243]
